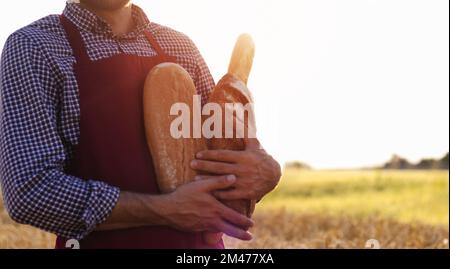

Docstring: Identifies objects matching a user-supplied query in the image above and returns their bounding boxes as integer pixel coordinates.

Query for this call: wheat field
[1,170,449,249]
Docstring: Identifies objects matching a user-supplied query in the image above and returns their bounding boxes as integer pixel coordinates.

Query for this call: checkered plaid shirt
[0,3,215,240]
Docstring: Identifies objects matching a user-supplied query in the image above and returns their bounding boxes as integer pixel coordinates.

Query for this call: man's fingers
[196,150,242,163]
[191,160,237,175]
[198,175,236,191]
[216,221,252,241]
[218,203,254,229]
[214,189,248,200]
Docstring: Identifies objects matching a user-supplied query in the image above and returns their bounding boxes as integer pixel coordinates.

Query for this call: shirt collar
[62,2,151,40]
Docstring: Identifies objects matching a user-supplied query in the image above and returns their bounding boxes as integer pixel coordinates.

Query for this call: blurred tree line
[284,161,312,170]
[284,152,449,170]
[383,152,449,170]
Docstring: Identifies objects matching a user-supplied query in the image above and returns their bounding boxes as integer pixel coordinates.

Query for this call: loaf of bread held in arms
[143,34,256,246]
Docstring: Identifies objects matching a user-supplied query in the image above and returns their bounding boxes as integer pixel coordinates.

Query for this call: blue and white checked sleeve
[0,33,120,240]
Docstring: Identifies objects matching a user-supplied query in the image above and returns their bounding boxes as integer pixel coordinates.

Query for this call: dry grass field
[224,211,449,249]
[1,170,449,249]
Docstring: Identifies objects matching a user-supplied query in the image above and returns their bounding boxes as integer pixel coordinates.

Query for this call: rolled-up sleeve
[0,33,120,240]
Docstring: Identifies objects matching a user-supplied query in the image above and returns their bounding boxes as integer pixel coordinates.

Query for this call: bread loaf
[144,34,257,246]
[144,63,221,246]
[203,34,257,245]
[143,63,206,193]
[228,34,255,85]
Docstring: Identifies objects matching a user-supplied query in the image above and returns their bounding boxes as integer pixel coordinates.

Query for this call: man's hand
[191,139,282,202]
[158,175,254,241]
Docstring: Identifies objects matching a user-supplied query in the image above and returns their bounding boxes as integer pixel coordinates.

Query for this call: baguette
[228,34,255,85]
[203,34,257,245]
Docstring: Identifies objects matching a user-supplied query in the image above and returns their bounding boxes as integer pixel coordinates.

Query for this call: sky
[0,0,448,169]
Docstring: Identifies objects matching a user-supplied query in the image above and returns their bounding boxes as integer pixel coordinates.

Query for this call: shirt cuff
[77,180,120,240]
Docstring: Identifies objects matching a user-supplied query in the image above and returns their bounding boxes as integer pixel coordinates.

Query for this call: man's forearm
[95,191,168,231]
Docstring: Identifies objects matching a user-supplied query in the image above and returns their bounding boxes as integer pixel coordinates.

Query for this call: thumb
[202,175,236,192]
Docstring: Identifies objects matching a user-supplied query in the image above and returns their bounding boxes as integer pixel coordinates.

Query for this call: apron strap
[143,31,170,58]
[60,15,90,63]
[144,30,177,62]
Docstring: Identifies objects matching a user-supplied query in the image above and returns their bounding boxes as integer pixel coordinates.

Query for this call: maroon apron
[55,15,223,249]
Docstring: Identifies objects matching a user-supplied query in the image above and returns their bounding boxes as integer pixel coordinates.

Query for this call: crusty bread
[228,34,255,85]
[144,34,257,246]
[207,74,255,151]
[144,63,220,246]
[143,63,207,193]
[207,75,256,215]
[203,34,257,245]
